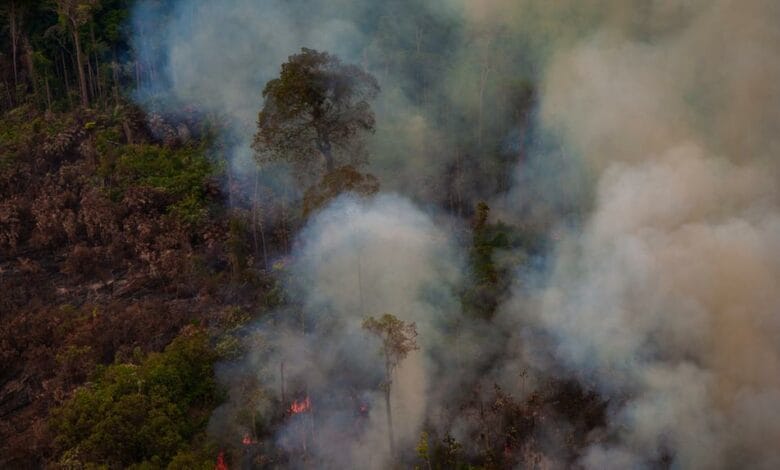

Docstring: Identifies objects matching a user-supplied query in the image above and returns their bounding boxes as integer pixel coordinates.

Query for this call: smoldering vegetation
[129,0,780,468]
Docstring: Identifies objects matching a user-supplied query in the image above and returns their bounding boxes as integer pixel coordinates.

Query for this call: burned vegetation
[5,1,776,469]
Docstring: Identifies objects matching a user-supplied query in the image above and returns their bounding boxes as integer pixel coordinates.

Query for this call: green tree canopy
[50,328,221,468]
[252,48,380,178]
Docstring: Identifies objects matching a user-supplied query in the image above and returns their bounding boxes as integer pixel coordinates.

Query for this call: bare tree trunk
[279,199,291,254]
[22,34,37,97]
[91,23,102,103]
[477,65,490,147]
[87,56,96,102]
[111,60,120,106]
[385,359,395,459]
[252,170,269,270]
[3,80,12,109]
[477,36,492,148]
[72,26,89,108]
[45,75,52,110]
[280,361,286,405]
[9,1,18,91]
[61,49,72,108]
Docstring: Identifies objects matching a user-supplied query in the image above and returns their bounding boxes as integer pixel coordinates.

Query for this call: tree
[253,48,380,177]
[362,313,419,459]
[302,165,379,217]
[5,1,20,90]
[50,329,220,468]
[53,0,99,108]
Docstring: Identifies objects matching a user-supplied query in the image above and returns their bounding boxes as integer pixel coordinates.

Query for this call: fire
[289,396,311,414]
[214,450,228,470]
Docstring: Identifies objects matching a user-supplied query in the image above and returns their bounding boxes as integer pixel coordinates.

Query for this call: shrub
[50,329,221,468]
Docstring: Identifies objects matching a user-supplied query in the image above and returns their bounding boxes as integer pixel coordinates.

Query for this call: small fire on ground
[214,450,228,470]
[289,396,311,414]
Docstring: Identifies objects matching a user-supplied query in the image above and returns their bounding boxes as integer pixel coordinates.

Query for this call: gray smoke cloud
[500,0,780,468]
[131,0,780,467]
[210,193,466,468]
[130,0,538,204]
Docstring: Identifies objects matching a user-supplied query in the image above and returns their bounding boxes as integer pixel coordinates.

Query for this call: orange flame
[214,450,228,470]
[290,396,312,414]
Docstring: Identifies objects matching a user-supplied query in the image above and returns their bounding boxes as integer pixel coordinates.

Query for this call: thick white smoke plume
[132,0,780,467]
[502,0,780,468]
[214,194,464,468]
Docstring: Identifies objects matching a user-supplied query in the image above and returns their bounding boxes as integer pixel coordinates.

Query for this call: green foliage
[50,329,222,468]
[109,144,213,198]
[0,110,30,167]
[165,448,217,470]
[362,313,420,374]
[415,431,432,470]
[0,105,72,164]
[99,142,215,223]
[253,48,380,175]
[302,165,380,217]
[463,202,533,319]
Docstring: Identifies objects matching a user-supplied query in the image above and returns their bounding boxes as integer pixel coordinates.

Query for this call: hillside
[3,1,780,469]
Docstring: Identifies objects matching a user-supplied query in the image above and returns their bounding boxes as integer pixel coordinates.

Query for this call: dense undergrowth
[0,102,282,468]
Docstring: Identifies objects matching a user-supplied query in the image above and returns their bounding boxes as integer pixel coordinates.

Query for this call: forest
[1,1,779,469]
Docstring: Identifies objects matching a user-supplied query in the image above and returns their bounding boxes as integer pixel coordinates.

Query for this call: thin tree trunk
[22,34,37,97]
[61,49,72,108]
[318,137,334,172]
[87,56,96,102]
[478,66,490,147]
[258,216,269,271]
[385,359,395,459]
[9,1,18,90]
[111,60,120,106]
[72,26,89,107]
[123,120,134,145]
[355,232,364,313]
[91,23,102,102]
[3,80,12,109]
[252,173,259,256]
[252,170,269,270]
[45,75,52,110]
[280,361,286,405]
[477,40,492,148]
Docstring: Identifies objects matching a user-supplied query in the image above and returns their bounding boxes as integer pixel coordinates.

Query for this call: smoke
[129,0,780,467]
[130,0,538,204]
[210,194,465,468]
[500,0,780,467]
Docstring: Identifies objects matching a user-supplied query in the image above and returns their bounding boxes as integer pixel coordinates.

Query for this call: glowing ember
[214,450,228,470]
[289,396,311,414]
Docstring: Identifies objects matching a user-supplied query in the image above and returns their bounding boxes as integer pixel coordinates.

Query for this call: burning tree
[362,313,419,459]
